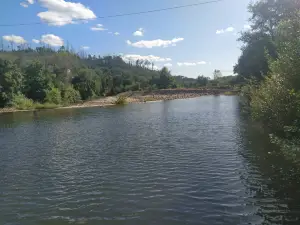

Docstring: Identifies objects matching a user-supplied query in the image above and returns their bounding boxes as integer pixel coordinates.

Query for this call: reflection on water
[0,96,300,225]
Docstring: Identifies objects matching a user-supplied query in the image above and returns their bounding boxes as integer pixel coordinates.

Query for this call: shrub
[62,86,81,105]
[34,102,59,109]
[250,75,299,132]
[11,94,34,110]
[45,88,62,104]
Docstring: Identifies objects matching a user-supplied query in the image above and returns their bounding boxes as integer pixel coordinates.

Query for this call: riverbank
[0,88,237,114]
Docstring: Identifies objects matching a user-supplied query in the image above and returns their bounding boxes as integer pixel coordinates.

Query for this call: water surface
[1,96,300,225]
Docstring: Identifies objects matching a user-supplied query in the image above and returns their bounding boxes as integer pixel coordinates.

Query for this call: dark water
[1,96,300,225]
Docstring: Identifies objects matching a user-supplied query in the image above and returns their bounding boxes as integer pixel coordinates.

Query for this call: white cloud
[122,54,172,62]
[114,32,120,36]
[81,46,90,50]
[37,0,96,26]
[177,61,207,66]
[32,39,40,44]
[40,34,64,46]
[164,63,173,67]
[216,26,235,34]
[133,28,144,36]
[3,35,27,44]
[244,24,251,30]
[91,24,107,31]
[20,2,29,7]
[225,27,235,32]
[20,0,34,7]
[126,37,184,48]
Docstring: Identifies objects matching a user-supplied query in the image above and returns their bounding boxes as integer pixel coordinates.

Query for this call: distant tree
[72,68,102,100]
[156,67,177,89]
[213,70,222,80]
[196,75,209,87]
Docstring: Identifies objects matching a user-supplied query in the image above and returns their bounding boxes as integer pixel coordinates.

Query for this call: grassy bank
[0,88,237,114]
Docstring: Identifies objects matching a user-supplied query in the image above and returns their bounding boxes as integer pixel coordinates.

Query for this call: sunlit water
[1,96,300,225]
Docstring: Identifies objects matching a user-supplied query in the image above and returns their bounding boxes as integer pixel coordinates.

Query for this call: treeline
[235,0,300,160]
[0,47,238,109]
[0,49,174,109]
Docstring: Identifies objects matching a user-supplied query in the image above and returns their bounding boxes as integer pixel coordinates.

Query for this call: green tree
[72,68,101,100]
[45,87,62,104]
[62,86,81,104]
[24,61,52,102]
[250,11,300,134]
[0,59,23,106]
[196,75,209,87]
[213,70,222,80]
[234,0,299,80]
[157,67,176,89]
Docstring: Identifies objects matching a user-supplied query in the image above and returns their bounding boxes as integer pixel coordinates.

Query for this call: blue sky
[0,0,251,78]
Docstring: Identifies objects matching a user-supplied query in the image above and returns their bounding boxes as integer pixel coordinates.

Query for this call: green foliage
[151,67,177,89]
[0,59,24,106]
[234,0,300,80]
[244,9,300,159]
[62,86,81,104]
[0,41,239,111]
[45,87,62,104]
[196,75,209,87]
[72,68,101,100]
[250,74,298,132]
[23,61,52,102]
[34,102,59,110]
[11,94,34,110]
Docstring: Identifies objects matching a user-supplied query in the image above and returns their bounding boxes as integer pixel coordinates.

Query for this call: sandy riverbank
[0,89,237,114]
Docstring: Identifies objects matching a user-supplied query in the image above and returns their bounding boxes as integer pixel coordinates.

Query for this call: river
[1,96,300,225]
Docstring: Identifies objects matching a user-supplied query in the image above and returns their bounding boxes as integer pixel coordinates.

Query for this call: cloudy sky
[0,0,251,78]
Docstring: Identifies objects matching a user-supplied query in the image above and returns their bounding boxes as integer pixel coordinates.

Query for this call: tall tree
[24,61,52,102]
[235,0,300,80]
[0,59,24,106]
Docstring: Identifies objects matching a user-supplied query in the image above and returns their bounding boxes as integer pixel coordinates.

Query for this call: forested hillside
[0,46,238,109]
[0,47,175,108]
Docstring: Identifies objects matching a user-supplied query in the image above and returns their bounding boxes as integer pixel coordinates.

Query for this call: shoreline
[0,89,237,114]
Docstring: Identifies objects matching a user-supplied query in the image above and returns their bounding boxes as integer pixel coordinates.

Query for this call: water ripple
[1,96,300,225]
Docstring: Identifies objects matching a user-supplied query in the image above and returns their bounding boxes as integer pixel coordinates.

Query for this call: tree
[62,86,81,104]
[24,61,52,102]
[235,0,299,80]
[249,11,300,137]
[45,87,62,104]
[213,70,222,80]
[0,59,24,106]
[196,75,209,87]
[156,67,176,89]
[72,68,102,100]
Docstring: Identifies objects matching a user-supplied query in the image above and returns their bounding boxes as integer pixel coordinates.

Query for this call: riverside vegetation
[0,46,239,111]
[235,0,300,162]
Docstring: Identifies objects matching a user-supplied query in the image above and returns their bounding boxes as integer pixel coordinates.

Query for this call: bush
[250,75,299,132]
[45,88,62,104]
[11,94,34,110]
[34,102,59,109]
[62,86,81,105]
